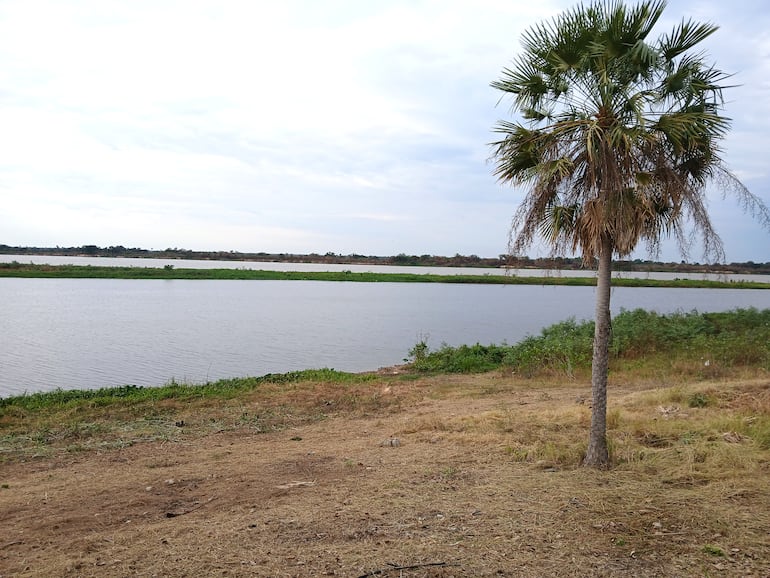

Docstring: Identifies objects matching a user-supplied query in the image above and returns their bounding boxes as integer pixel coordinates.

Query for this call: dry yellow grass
[1,371,769,577]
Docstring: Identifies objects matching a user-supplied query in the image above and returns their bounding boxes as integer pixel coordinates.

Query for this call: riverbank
[1,369,768,576]
[2,311,769,575]
[2,262,770,288]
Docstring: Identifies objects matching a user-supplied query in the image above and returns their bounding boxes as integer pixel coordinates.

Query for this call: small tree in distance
[490,0,770,467]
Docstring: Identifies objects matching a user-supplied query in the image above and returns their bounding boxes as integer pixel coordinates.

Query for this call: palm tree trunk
[584,235,613,468]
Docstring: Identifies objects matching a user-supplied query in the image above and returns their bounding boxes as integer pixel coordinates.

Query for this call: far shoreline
[2,261,770,289]
[3,244,769,275]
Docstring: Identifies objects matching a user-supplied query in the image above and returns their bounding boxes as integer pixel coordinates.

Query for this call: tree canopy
[491,0,768,265]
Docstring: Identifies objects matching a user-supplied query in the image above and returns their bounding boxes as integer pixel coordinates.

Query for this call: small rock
[379,438,401,447]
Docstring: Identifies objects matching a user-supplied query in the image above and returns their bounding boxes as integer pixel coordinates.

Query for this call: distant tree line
[1,244,769,274]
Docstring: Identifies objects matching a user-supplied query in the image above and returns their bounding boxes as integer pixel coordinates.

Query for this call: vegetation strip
[0,308,770,418]
[1,262,768,288]
[405,308,770,378]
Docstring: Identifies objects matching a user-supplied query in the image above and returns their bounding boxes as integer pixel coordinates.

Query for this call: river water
[2,271,769,397]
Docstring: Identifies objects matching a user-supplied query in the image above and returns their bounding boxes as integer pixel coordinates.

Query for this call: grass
[2,261,770,288]
[0,368,372,411]
[5,371,767,469]
[407,308,770,377]
[0,369,386,461]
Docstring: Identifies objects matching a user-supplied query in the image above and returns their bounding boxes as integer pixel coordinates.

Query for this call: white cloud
[0,0,768,261]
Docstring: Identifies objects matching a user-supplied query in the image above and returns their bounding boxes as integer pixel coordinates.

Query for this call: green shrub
[688,393,711,408]
[406,308,770,376]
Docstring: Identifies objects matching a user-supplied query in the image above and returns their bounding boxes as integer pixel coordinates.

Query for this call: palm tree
[490,0,769,467]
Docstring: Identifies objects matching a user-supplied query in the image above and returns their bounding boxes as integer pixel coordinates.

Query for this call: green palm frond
[492,0,769,264]
[659,19,719,60]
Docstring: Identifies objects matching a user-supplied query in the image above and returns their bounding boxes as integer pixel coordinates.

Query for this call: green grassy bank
[1,261,769,288]
[405,307,770,379]
[2,308,769,411]
[2,309,768,457]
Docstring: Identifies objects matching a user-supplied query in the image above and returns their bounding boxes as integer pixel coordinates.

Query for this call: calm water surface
[2,278,768,397]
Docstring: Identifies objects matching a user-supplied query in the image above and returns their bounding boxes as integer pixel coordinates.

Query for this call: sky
[0,0,768,262]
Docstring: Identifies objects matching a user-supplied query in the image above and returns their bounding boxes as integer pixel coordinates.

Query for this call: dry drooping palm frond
[491,0,769,265]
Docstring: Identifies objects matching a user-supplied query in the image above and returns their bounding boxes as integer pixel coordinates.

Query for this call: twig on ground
[358,561,454,577]
[1,541,23,549]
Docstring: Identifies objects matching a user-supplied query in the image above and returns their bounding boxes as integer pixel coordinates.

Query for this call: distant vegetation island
[2,244,769,275]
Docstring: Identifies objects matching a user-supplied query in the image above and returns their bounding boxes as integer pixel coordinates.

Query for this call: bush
[405,308,770,376]
[409,342,510,373]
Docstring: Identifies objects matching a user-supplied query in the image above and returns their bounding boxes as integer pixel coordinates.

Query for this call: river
[2,273,769,397]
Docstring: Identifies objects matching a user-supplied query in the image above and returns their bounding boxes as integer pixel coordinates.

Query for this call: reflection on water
[2,278,768,396]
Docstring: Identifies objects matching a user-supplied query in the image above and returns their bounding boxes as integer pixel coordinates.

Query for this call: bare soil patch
[2,375,769,577]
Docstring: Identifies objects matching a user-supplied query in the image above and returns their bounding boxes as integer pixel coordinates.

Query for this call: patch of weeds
[206,418,228,433]
[105,438,135,450]
[238,411,270,432]
[613,537,627,547]
[61,421,109,441]
[680,431,699,445]
[540,441,584,466]
[688,392,711,408]
[702,544,725,557]
[748,418,770,450]
[1,483,9,489]
[411,342,512,373]
[405,334,430,363]
[504,445,530,462]
[31,429,53,444]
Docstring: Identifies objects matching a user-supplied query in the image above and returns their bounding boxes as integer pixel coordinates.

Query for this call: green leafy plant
[702,544,725,557]
[688,393,711,408]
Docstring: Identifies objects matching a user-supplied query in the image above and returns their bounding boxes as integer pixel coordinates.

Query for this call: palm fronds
[490,0,768,264]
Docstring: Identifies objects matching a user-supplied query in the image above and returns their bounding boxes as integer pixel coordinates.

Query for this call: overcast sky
[1,0,768,262]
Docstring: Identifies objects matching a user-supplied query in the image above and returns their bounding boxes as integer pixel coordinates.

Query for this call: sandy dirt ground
[1,379,768,577]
